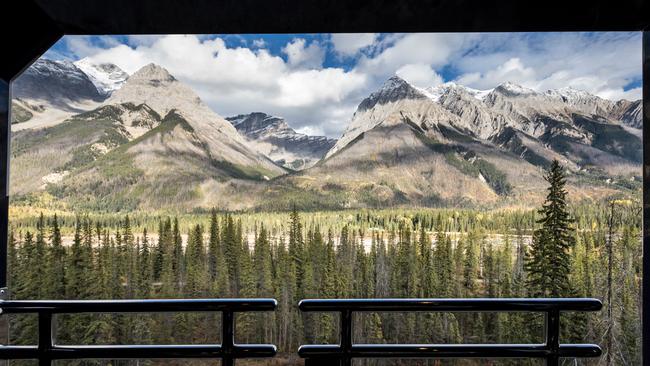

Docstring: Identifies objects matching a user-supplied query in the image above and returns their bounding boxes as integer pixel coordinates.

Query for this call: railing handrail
[0,298,278,313]
[0,298,278,366]
[298,298,603,312]
[298,297,603,366]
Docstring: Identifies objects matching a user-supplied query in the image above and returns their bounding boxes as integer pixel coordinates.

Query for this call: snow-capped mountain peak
[494,81,537,97]
[12,58,105,106]
[423,82,493,102]
[379,75,412,92]
[74,58,129,97]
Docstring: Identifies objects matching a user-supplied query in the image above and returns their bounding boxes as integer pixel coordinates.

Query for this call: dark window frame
[1,1,648,364]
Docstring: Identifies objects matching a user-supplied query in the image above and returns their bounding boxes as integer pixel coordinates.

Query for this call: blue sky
[43,32,642,137]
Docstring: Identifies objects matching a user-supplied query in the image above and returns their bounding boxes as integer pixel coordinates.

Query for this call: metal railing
[298,298,603,366]
[0,298,277,366]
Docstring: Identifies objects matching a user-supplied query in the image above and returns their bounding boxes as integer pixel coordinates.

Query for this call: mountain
[423,82,493,102]
[226,112,336,170]
[482,83,642,169]
[12,59,105,105]
[10,68,642,211]
[277,77,524,208]
[11,64,286,211]
[326,76,456,159]
[304,76,641,208]
[74,58,129,96]
[610,99,642,129]
[11,59,106,130]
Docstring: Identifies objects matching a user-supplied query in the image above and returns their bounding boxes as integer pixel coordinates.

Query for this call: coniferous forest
[6,162,643,365]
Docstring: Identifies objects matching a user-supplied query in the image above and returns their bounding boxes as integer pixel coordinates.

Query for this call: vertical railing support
[38,312,53,366]
[340,310,352,366]
[545,309,560,366]
[222,310,234,366]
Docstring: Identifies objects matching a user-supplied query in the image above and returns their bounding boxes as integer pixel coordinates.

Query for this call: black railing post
[340,310,352,366]
[222,310,235,366]
[38,312,53,366]
[545,309,560,366]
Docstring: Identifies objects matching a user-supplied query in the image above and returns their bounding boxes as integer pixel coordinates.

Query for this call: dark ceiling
[2,0,649,81]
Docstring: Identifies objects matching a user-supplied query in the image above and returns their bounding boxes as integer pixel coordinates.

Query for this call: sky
[44,32,642,138]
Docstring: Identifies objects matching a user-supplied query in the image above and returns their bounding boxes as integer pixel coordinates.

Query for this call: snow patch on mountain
[493,82,537,97]
[74,58,129,96]
[423,82,493,102]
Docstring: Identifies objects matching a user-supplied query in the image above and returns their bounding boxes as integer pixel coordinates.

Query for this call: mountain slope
[311,76,639,208]
[10,102,162,196]
[106,64,284,174]
[227,112,336,170]
[326,76,464,159]
[11,59,106,130]
[25,64,286,210]
[276,77,528,207]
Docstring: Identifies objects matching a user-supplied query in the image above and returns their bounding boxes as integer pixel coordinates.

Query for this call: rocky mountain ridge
[227,112,336,170]
[9,64,643,211]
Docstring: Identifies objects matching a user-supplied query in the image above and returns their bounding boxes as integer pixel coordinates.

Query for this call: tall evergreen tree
[46,214,66,299]
[525,160,575,298]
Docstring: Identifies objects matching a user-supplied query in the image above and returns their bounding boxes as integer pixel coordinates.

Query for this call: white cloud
[252,39,267,48]
[357,33,473,78]
[395,63,443,87]
[83,35,364,137]
[282,38,325,69]
[64,36,122,58]
[455,58,536,89]
[330,33,378,57]
[452,32,642,100]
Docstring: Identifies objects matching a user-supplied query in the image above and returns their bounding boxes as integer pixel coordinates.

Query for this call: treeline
[7,212,640,365]
[5,160,642,366]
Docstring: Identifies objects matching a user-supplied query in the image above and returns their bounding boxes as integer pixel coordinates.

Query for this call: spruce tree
[46,214,66,299]
[207,208,220,281]
[525,160,575,298]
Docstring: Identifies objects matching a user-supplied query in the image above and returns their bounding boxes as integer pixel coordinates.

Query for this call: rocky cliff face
[227,112,336,170]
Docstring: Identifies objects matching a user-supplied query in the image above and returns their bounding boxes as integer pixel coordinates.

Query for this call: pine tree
[46,214,66,299]
[207,209,220,281]
[138,228,152,298]
[172,218,184,292]
[525,160,575,298]
[222,215,240,296]
[7,227,17,292]
[185,224,207,296]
